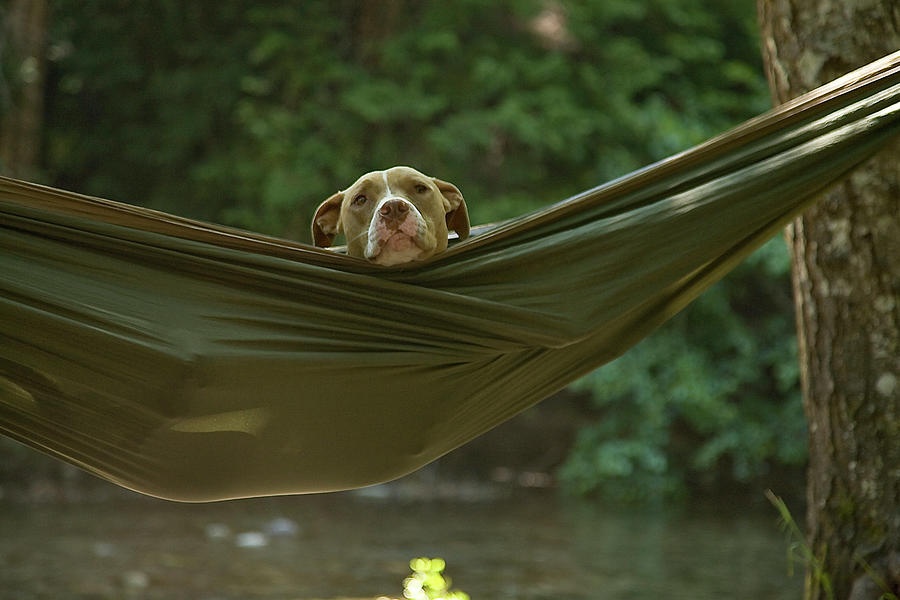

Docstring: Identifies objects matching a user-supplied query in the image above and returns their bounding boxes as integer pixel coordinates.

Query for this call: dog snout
[378,199,410,226]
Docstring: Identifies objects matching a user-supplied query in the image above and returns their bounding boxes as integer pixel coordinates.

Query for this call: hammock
[3,51,900,502]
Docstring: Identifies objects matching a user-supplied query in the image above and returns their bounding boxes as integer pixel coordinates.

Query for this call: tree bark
[758,1,900,599]
[0,0,48,179]
[352,0,404,66]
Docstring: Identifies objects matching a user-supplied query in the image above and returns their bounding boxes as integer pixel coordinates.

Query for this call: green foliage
[767,490,834,600]
[44,0,768,236]
[562,238,806,501]
[401,558,469,600]
[37,1,800,499]
[767,491,900,600]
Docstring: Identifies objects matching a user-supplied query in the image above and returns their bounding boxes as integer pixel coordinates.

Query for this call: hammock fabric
[3,52,900,502]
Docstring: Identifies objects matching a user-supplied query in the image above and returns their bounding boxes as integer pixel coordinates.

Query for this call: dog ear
[311,191,344,247]
[433,178,470,241]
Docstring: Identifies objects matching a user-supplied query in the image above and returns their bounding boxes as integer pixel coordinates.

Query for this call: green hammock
[3,51,900,502]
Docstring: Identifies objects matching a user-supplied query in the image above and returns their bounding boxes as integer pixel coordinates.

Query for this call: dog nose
[379,199,410,223]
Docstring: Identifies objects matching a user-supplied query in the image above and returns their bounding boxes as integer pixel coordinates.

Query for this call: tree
[758,1,900,598]
[0,0,48,179]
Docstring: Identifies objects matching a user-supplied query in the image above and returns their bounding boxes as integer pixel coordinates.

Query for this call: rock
[234,531,268,548]
[204,523,232,541]
[121,570,149,590]
[265,517,301,537]
[92,541,115,557]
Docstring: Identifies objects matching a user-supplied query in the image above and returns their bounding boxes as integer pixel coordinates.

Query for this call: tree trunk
[758,1,900,599]
[0,0,48,179]
[352,0,404,66]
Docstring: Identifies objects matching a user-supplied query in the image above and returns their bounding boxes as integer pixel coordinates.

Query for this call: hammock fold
[2,51,900,501]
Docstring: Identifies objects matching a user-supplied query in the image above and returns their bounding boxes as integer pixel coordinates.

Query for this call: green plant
[766,491,898,600]
[767,490,834,600]
[397,558,470,600]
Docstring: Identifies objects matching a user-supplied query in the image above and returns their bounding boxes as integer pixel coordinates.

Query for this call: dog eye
[352,194,367,206]
[414,184,428,194]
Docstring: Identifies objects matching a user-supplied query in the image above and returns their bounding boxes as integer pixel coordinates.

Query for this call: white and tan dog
[311,166,469,266]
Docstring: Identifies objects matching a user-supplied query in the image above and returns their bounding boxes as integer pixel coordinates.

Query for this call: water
[0,488,801,599]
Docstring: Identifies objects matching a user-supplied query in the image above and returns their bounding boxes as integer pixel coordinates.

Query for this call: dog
[311,166,469,266]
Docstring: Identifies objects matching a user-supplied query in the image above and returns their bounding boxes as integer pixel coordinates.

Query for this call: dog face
[312,166,469,266]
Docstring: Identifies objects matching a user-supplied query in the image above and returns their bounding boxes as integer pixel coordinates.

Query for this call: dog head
[311,166,469,266]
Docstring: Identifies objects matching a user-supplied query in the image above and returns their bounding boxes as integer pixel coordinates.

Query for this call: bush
[562,238,806,501]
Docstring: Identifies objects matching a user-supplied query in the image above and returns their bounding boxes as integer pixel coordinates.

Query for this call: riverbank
[1,483,802,600]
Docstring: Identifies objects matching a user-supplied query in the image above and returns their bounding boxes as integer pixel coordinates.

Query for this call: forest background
[0,0,807,502]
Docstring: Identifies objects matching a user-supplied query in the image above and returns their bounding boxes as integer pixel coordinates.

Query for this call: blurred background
[1,1,807,598]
